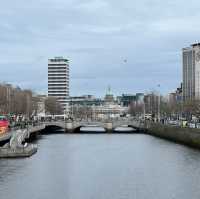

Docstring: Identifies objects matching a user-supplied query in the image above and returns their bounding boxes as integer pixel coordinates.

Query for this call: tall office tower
[48,57,69,110]
[183,43,200,101]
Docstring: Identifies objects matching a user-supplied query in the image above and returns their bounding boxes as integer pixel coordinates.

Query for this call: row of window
[48,77,68,80]
[48,73,69,76]
[48,81,68,83]
[48,84,69,86]
[48,88,68,91]
[48,84,67,86]
[48,88,68,90]
[48,66,68,69]
[48,72,68,75]
[49,74,69,76]
[48,61,68,66]
[48,71,68,74]
[48,74,67,77]
[48,90,68,93]
[48,94,69,97]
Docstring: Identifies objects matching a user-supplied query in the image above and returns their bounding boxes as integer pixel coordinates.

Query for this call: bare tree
[72,105,93,120]
[0,83,40,117]
[182,99,200,120]
[45,97,62,115]
[128,101,143,116]
[0,85,8,114]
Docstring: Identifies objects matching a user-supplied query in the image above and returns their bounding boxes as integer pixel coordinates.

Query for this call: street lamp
[157,84,161,122]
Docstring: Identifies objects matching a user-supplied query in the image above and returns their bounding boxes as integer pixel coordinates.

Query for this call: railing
[7,118,144,132]
[9,121,43,131]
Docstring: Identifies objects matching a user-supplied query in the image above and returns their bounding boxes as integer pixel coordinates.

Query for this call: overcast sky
[0,0,199,96]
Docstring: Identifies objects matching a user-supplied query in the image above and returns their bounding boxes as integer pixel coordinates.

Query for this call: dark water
[1,133,200,199]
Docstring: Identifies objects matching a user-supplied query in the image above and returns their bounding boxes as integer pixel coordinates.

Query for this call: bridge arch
[43,122,66,133]
[73,125,106,133]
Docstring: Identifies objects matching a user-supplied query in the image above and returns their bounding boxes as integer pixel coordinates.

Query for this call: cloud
[76,0,109,11]
[0,0,198,96]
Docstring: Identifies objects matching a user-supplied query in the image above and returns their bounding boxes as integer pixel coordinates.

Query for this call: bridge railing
[9,121,44,132]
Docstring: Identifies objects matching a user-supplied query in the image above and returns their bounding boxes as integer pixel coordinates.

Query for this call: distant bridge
[0,120,146,145]
[44,120,145,133]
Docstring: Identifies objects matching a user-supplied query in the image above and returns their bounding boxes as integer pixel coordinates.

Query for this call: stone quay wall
[147,124,200,149]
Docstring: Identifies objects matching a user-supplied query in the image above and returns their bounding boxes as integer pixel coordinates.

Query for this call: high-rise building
[48,57,69,110]
[182,43,200,101]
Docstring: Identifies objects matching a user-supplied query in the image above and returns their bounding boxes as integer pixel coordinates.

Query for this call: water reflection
[0,133,200,199]
[114,126,134,132]
[80,127,106,132]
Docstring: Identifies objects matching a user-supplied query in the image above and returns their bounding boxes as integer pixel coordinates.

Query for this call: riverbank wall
[0,144,37,158]
[147,124,200,149]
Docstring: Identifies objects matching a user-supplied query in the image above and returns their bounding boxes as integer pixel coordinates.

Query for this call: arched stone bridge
[44,120,145,133]
[0,120,146,145]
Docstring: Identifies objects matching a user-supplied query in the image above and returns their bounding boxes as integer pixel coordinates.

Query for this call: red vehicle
[0,116,9,134]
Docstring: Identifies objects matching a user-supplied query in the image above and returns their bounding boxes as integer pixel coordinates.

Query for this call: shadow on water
[41,126,65,135]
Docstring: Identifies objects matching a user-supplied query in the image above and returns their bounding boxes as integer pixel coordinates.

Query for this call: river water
[1,132,200,199]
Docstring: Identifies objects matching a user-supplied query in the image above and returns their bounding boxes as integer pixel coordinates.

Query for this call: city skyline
[1,2,200,199]
[0,0,200,96]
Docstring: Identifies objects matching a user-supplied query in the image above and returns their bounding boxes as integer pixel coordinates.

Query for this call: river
[0,132,200,199]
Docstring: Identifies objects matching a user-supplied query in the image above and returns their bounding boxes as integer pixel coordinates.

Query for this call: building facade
[118,94,136,107]
[183,43,200,101]
[66,94,127,120]
[48,57,69,109]
[117,93,144,107]
[144,93,159,116]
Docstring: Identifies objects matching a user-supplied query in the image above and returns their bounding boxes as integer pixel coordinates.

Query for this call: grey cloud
[0,0,199,96]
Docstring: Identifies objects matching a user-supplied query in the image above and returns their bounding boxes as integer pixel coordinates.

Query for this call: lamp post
[71,99,74,121]
[143,91,148,121]
[143,101,146,121]
[157,85,161,122]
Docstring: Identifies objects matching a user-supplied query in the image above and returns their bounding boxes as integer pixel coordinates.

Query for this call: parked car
[168,120,181,126]
[0,116,9,134]
[188,123,196,128]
